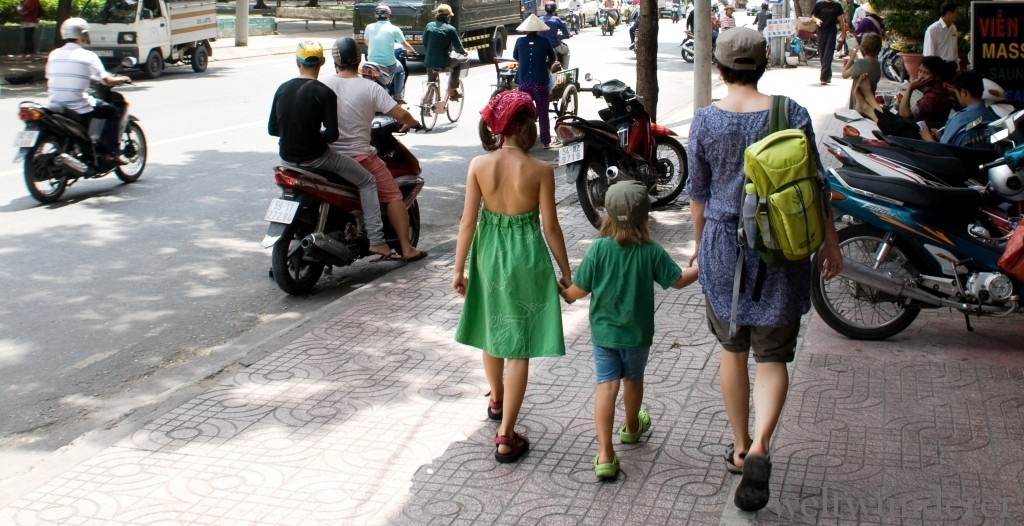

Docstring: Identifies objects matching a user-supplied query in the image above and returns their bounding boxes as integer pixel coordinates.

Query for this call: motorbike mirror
[121,57,138,67]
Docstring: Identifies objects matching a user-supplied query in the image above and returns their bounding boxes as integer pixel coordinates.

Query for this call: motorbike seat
[46,103,88,123]
[841,168,984,212]
[884,135,1000,170]
[838,135,982,186]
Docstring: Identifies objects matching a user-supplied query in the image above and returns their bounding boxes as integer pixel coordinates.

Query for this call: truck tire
[477,45,494,63]
[191,45,209,73]
[142,49,163,79]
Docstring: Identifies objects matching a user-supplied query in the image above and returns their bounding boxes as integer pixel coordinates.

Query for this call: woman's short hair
[718,63,767,86]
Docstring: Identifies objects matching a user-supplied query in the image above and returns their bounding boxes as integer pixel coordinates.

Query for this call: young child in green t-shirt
[560,180,697,479]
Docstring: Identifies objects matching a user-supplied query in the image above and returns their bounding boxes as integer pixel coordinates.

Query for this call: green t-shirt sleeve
[573,243,597,293]
[652,244,682,290]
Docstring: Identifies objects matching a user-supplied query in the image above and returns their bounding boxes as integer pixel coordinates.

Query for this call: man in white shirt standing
[46,17,131,166]
[365,5,416,104]
[923,1,959,67]
[323,37,427,262]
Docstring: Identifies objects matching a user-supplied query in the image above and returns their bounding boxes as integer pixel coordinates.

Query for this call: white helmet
[61,17,89,40]
[989,165,1024,202]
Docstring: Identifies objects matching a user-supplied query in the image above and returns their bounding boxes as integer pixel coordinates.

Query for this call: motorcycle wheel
[115,122,147,183]
[576,154,611,228]
[447,79,465,123]
[681,45,694,63]
[420,83,439,132]
[650,136,687,207]
[557,84,579,118]
[271,222,326,296]
[23,133,69,204]
[810,224,926,340]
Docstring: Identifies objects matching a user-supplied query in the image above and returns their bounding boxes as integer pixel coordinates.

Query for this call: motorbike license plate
[558,142,584,166]
[12,130,39,148]
[264,198,300,224]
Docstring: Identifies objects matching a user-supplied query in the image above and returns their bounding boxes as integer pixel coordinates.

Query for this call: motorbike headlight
[118,32,137,44]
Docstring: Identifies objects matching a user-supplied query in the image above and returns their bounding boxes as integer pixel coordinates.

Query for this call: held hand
[558,275,572,291]
[452,274,467,297]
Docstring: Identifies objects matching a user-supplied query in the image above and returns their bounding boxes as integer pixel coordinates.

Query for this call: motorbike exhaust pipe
[54,153,92,176]
[300,232,355,267]
[839,260,1019,314]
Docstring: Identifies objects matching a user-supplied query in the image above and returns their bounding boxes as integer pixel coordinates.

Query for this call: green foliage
[0,0,92,24]
[871,0,971,53]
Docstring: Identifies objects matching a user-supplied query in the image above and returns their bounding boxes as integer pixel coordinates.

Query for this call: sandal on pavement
[734,454,772,511]
[593,453,619,479]
[494,432,529,463]
[724,443,746,475]
[619,408,651,444]
[487,398,503,421]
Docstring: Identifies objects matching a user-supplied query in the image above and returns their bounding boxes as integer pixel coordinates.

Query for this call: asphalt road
[0,16,704,470]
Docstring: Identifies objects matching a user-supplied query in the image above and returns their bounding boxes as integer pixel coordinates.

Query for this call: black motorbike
[14,58,146,204]
[567,8,582,34]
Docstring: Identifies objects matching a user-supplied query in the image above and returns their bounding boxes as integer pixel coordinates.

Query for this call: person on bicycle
[365,5,416,104]
[423,3,468,102]
[268,41,392,259]
[514,14,558,148]
[540,1,571,67]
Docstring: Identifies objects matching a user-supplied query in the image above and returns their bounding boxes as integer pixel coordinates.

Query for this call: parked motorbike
[812,137,1024,340]
[262,115,424,295]
[13,57,146,204]
[598,8,617,36]
[567,8,582,35]
[878,38,908,82]
[554,75,688,228]
[795,29,818,64]
[680,30,716,63]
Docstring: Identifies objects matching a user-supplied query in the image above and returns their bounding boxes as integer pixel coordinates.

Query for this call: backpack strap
[769,95,789,134]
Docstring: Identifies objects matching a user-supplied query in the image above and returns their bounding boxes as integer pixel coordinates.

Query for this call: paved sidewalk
[1,37,1023,525]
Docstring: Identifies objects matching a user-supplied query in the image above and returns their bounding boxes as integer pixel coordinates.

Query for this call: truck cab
[81,0,217,79]
[353,0,521,63]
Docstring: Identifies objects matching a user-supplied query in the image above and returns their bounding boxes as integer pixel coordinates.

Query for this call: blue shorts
[593,345,650,384]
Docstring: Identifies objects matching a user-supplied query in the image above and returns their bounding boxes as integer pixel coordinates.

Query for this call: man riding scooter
[364,4,416,104]
[540,1,571,68]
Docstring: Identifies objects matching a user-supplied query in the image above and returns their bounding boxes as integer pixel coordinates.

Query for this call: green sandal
[593,453,620,479]
[619,408,651,444]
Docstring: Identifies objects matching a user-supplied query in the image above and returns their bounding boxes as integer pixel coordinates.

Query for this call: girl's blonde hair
[598,210,651,246]
[478,114,538,152]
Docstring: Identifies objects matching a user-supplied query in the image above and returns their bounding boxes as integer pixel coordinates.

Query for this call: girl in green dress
[452,91,572,463]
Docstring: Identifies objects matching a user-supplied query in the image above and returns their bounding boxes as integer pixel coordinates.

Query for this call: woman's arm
[452,159,482,297]
[538,164,572,287]
[689,200,705,267]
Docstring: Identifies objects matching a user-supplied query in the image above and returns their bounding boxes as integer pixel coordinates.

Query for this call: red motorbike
[261,115,423,295]
[554,75,688,228]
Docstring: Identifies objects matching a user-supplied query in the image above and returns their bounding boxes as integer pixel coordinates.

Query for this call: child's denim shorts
[593,344,650,384]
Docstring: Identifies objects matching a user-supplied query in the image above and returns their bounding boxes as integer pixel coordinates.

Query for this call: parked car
[746,3,759,16]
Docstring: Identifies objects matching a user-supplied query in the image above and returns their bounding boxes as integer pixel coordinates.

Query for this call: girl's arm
[538,164,572,287]
[671,265,698,289]
[560,284,588,303]
[452,159,483,297]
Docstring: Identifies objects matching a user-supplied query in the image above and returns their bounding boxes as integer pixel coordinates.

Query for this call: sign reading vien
[971,1,1024,105]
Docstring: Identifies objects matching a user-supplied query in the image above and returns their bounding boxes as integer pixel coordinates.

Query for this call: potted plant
[871,0,970,76]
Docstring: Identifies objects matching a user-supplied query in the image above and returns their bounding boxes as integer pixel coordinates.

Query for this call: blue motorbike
[811,141,1024,340]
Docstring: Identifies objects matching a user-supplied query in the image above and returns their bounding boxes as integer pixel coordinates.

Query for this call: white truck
[81,0,217,79]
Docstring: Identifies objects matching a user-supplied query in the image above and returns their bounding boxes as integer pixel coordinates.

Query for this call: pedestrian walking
[684,27,843,512]
[513,14,558,148]
[18,0,41,56]
[452,90,572,464]
[811,0,845,85]
[560,180,697,479]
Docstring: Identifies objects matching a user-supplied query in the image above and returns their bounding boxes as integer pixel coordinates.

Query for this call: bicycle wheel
[558,84,579,117]
[447,79,465,122]
[420,83,439,131]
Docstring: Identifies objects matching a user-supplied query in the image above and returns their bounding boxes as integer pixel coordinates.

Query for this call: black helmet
[544,1,557,14]
[332,37,360,69]
[374,4,391,19]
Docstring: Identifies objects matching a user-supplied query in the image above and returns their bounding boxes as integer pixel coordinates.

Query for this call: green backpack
[729,95,826,335]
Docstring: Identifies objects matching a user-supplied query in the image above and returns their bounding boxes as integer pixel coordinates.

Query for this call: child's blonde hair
[598,210,651,247]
